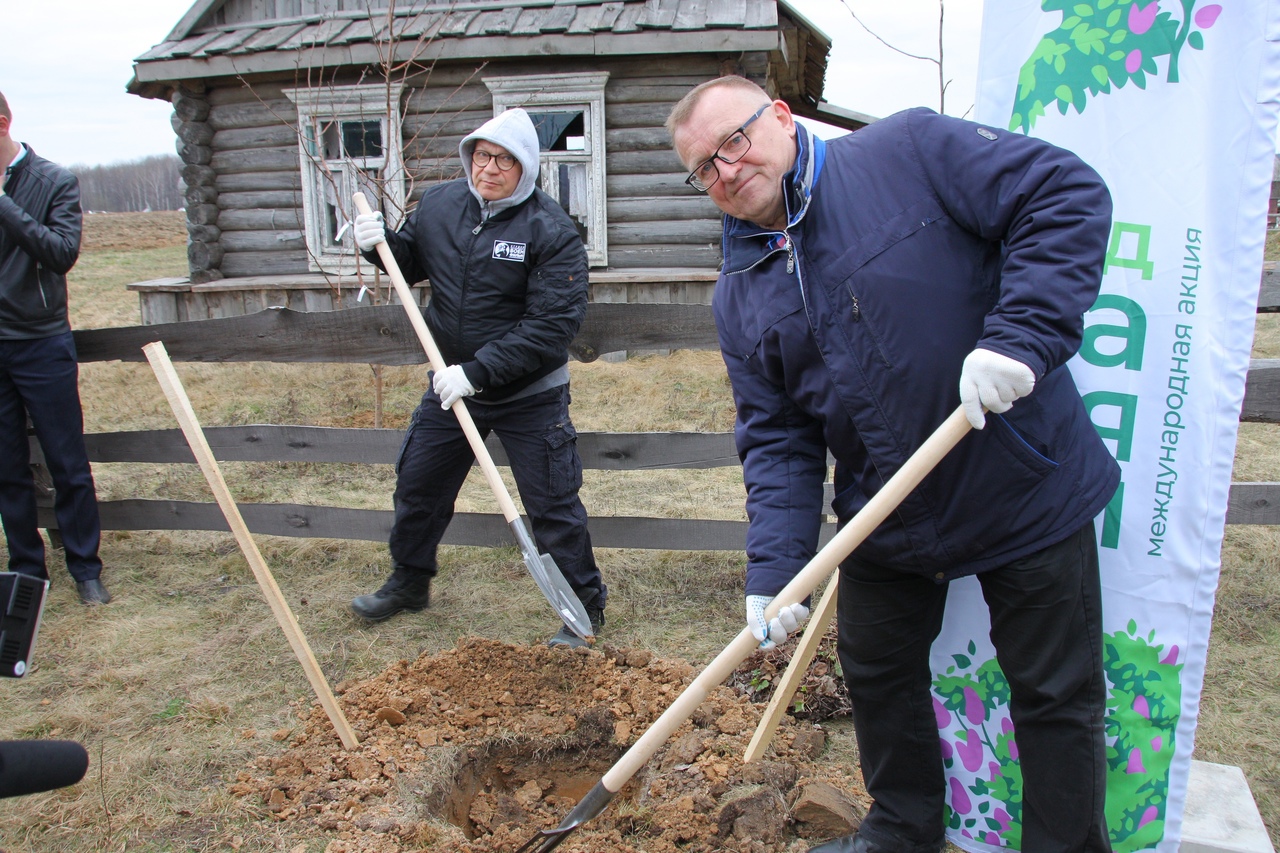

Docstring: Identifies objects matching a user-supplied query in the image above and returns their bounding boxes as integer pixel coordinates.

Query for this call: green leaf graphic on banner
[1010,0,1223,133]
[933,624,1181,850]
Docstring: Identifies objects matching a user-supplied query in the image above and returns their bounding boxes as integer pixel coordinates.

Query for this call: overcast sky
[0,0,990,168]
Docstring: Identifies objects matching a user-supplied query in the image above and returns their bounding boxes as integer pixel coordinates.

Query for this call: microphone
[0,740,89,798]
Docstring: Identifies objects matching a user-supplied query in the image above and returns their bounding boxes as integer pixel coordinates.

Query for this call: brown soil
[230,637,869,853]
[81,210,186,251]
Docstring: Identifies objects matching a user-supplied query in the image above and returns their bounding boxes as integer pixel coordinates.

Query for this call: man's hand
[353,211,385,251]
[746,595,810,650]
[959,348,1035,430]
[433,364,477,409]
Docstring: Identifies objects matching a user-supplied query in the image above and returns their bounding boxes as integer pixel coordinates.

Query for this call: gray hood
[459,107,541,218]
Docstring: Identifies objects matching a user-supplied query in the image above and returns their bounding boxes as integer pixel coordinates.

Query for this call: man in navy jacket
[0,91,109,606]
[669,76,1118,852]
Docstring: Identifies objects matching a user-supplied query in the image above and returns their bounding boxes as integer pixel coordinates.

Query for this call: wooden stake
[143,341,360,751]
[743,576,839,762]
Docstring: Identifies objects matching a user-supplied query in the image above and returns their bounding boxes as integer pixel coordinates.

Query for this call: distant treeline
[72,154,183,213]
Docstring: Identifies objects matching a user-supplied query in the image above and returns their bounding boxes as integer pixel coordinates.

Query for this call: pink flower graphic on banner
[950,776,973,815]
[1129,1,1160,34]
[934,696,952,728]
[1195,4,1221,27]
[964,686,986,725]
[1126,747,1146,775]
[1010,0,1226,132]
[1139,806,1160,828]
[957,729,985,772]
[1133,694,1150,719]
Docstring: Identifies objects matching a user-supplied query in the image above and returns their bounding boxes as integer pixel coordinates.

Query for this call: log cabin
[125,0,874,324]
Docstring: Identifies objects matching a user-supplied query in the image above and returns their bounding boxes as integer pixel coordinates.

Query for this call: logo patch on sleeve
[492,240,527,262]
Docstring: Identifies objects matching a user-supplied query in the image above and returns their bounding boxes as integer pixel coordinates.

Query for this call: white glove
[433,364,477,409]
[746,595,810,650]
[354,211,385,251]
[958,348,1035,430]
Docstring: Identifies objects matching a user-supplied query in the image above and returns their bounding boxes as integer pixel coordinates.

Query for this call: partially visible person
[0,90,109,605]
[668,76,1119,852]
[350,107,606,647]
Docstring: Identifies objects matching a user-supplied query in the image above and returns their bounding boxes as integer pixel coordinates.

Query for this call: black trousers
[0,333,103,582]
[389,383,605,609]
[837,523,1111,853]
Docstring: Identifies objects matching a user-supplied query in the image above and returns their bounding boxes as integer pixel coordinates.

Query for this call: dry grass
[0,212,1277,850]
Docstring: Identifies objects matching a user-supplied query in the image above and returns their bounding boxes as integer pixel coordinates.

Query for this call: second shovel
[351,192,594,642]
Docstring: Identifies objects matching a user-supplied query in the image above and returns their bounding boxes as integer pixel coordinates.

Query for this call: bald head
[0,91,10,122]
[666,76,797,230]
[665,76,770,142]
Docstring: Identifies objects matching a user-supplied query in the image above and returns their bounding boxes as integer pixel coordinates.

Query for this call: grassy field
[0,213,1276,851]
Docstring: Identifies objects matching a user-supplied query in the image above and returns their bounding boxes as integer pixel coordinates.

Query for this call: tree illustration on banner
[933,624,1182,850]
[1010,0,1223,133]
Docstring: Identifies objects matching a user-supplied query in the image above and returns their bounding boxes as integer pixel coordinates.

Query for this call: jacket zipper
[460,218,486,341]
[36,264,49,307]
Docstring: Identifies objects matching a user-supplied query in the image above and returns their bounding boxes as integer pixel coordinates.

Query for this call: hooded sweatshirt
[458,107,541,220]
[364,108,589,403]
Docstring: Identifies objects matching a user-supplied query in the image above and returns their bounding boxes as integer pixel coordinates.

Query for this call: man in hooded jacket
[350,107,605,648]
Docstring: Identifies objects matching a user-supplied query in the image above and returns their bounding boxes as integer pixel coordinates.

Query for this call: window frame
[482,72,610,268]
[282,83,406,276]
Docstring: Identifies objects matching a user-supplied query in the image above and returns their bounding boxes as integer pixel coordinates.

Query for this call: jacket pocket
[545,421,583,498]
[989,413,1060,476]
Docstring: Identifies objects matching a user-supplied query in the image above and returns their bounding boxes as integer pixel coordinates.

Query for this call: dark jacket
[364,178,588,403]
[714,108,1122,597]
[0,146,82,340]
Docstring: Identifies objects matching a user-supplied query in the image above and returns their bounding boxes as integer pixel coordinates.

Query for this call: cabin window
[283,83,406,276]
[483,73,609,267]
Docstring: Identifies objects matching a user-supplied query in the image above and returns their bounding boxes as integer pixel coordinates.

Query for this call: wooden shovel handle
[599,407,972,791]
[351,192,521,524]
[144,341,359,750]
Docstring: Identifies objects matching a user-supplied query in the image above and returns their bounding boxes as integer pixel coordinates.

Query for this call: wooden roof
[135,0,796,83]
[127,0,869,131]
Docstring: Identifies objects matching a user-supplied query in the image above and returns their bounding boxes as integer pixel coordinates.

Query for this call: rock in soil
[229,637,870,852]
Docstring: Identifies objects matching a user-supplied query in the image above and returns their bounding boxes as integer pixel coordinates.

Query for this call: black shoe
[76,578,112,606]
[350,569,431,622]
[547,605,604,649]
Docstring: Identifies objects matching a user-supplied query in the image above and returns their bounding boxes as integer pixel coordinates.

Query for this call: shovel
[351,193,594,642]
[517,406,972,851]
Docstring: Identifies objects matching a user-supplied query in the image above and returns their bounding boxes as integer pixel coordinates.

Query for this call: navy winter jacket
[714,108,1122,598]
[0,146,82,340]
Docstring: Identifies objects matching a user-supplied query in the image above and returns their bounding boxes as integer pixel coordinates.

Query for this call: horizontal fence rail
[37,300,1280,548]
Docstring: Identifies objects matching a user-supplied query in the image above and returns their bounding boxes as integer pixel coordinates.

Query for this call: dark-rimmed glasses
[472,149,518,171]
[684,103,772,193]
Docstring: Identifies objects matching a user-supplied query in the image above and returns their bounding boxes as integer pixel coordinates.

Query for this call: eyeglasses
[472,149,518,171]
[685,103,772,193]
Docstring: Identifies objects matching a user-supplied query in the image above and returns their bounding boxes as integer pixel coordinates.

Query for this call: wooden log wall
[32,302,1280,550]
[187,53,763,280]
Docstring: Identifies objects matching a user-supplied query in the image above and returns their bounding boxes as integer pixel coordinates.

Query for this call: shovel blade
[510,520,594,641]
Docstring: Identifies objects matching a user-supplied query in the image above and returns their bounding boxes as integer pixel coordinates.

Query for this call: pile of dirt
[230,637,869,853]
[81,210,186,251]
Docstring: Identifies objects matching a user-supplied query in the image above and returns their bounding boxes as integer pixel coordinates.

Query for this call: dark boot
[76,578,111,606]
[350,568,431,622]
[547,604,604,649]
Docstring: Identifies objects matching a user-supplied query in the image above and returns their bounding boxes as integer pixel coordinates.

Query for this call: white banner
[931,1,1280,850]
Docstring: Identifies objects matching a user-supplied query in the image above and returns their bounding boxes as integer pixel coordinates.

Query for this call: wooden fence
[34,275,1280,547]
